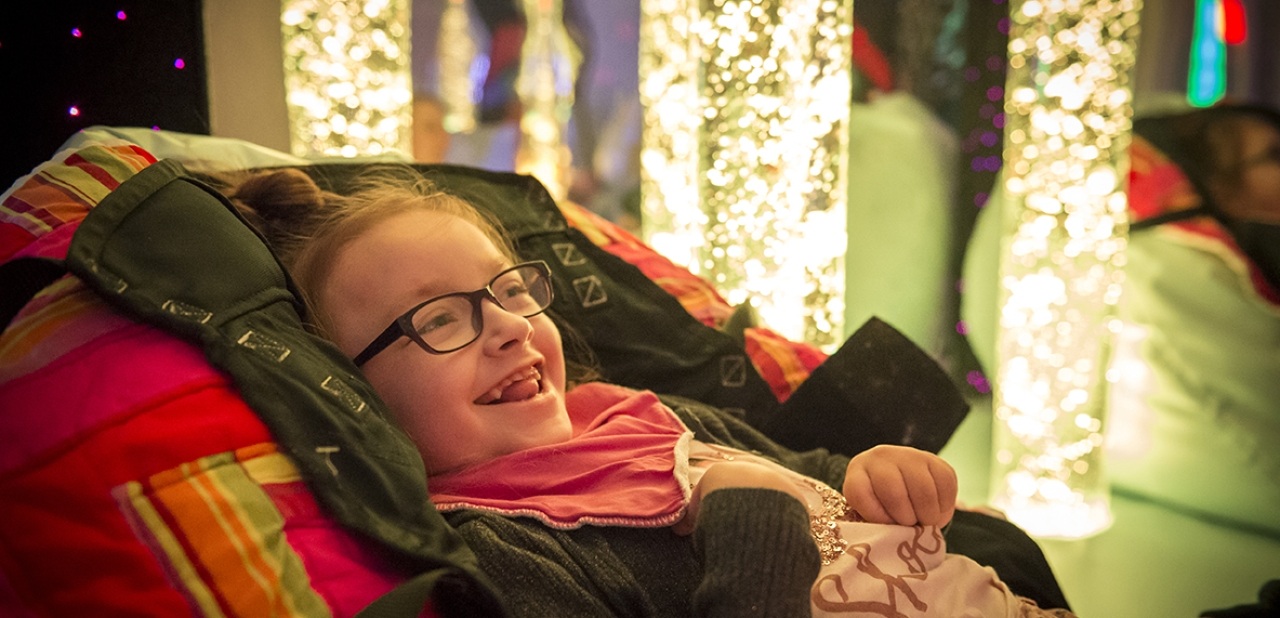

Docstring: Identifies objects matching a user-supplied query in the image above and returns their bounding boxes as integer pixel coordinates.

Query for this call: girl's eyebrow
[406,258,512,303]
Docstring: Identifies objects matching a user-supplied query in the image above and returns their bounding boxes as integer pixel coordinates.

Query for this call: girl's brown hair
[216,166,601,384]
[217,166,513,337]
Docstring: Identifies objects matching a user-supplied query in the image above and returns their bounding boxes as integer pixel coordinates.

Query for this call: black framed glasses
[352,261,554,366]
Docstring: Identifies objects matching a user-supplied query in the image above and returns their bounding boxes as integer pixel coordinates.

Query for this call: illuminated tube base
[990,474,1113,540]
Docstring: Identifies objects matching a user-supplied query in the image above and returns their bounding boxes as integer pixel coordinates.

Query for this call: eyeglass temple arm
[352,322,407,367]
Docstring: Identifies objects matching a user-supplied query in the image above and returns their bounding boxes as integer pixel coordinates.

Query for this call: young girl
[225,167,1073,617]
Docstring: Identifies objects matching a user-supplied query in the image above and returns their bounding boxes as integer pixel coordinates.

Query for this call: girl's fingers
[844,467,894,524]
[930,458,959,525]
[868,464,916,525]
[901,463,941,525]
[844,445,960,526]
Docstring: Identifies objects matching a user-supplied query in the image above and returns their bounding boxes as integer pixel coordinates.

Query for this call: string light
[990,0,1141,539]
[280,0,413,157]
[639,0,853,351]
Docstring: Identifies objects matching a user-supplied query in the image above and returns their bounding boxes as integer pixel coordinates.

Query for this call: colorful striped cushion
[0,142,154,262]
[0,142,424,617]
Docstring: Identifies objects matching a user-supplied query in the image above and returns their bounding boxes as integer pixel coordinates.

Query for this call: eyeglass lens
[408,264,552,352]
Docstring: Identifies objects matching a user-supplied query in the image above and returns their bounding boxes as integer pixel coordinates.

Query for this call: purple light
[998,17,1010,35]
[152,125,161,131]
[174,58,185,69]
[117,10,127,20]
[71,28,83,38]
[964,67,981,82]
[966,371,991,395]
[955,320,969,335]
[980,131,999,148]
[986,55,1004,72]
[980,103,997,119]
[974,192,989,207]
[986,86,1004,102]
[993,113,1006,129]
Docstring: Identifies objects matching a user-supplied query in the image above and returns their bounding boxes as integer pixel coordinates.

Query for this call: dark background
[0,0,209,185]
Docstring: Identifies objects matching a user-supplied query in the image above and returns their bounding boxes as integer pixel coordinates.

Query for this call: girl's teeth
[481,367,542,404]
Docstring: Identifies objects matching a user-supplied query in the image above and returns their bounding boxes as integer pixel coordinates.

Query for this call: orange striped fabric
[744,327,822,402]
[0,279,101,371]
[114,444,330,618]
[1,142,155,260]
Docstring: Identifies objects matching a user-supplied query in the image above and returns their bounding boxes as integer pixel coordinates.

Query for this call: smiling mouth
[475,365,544,405]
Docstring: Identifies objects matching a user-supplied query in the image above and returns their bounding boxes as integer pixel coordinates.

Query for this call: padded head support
[62,158,501,613]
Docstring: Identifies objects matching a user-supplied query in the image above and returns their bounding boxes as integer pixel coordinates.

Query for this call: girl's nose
[478,296,534,353]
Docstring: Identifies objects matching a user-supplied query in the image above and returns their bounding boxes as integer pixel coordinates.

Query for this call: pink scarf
[428,383,692,529]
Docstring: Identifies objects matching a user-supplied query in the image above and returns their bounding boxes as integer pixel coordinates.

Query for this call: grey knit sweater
[441,394,850,617]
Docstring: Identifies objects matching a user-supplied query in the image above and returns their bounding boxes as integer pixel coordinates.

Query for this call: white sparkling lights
[639,0,852,351]
[514,0,580,202]
[281,0,413,157]
[437,0,479,134]
[990,0,1142,540]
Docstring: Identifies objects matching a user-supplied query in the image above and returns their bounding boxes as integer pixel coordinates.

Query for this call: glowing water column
[990,0,1142,539]
[639,0,853,351]
[515,0,580,203]
[438,0,479,134]
[281,0,413,157]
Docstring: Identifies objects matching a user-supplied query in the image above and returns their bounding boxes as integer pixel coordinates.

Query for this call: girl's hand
[842,445,957,526]
[672,460,805,535]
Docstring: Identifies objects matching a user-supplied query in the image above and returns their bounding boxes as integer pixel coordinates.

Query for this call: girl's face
[319,209,571,475]
[1213,116,1280,224]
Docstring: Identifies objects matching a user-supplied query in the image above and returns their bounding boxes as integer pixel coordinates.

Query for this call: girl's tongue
[495,377,539,403]
[478,367,542,404]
